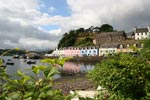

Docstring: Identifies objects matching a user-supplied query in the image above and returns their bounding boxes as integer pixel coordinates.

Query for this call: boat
[0,64,6,68]
[20,55,27,59]
[6,59,14,65]
[13,55,20,59]
[27,60,36,64]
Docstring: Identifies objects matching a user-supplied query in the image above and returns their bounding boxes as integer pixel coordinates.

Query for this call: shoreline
[53,73,96,95]
[44,56,104,62]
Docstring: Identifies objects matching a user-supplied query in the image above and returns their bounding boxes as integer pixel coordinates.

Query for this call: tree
[75,37,94,46]
[140,39,150,61]
[100,24,113,32]
[89,53,150,99]
[76,28,85,33]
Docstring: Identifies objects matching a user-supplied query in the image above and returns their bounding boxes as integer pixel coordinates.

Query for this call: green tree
[75,37,94,46]
[0,58,72,100]
[140,39,150,61]
[142,39,150,49]
[100,24,113,32]
[76,28,85,33]
[89,53,150,100]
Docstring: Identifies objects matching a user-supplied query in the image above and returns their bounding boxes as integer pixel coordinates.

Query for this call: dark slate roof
[101,43,119,48]
[127,31,134,36]
[136,28,148,33]
[97,31,125,36]
[100,40,141,48]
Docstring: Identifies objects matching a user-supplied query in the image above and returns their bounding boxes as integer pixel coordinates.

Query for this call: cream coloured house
[99,48,117,56]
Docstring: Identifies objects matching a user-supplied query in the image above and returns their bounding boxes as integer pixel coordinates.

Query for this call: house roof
[101,43,119,48]
[136,28,148,33]
[127,31,134,36]
[100,40,141,48]
[97,31,126,37]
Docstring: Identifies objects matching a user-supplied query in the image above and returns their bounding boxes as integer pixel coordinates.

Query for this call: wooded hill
[58,24,116,48]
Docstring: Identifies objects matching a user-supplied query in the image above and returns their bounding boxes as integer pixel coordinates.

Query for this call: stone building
[93,31,127,46]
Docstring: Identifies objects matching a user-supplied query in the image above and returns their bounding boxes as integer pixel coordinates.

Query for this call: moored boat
[27,60,36,64]
[6,59,14,65]
[13,55,19,59]
[0,64,6,68]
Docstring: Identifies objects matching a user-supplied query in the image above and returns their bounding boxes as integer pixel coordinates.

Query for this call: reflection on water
[2,56,98,78]
[60,62,95,75]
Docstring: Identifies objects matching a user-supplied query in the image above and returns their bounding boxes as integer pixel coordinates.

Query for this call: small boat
[27,60,36,64]
[6,59,14,65]
[13,55,20,59]
[0,64,6,68]
[20,55,27,59]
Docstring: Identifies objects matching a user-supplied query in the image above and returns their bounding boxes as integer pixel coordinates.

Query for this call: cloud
[48,6,56,13]
[36,0,150,32]
[0,18,59,50]
[0,0,60,50]
[65,0,150,31]
[0,0,150,50]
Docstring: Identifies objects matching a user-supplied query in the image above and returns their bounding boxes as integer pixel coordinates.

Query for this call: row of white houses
[47,43,142,57]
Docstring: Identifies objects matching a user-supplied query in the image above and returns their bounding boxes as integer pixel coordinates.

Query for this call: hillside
[58,24,114,48]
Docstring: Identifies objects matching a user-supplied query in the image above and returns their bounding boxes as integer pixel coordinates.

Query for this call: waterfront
[2,56,98,79]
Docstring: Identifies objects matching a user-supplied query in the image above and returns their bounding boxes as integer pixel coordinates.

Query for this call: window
[145,33,147,35]
[127,44,130,48]
[134,44,137,47]
[120,44,123,48]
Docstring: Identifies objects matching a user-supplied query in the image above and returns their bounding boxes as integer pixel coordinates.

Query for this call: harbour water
[2,56,98,79]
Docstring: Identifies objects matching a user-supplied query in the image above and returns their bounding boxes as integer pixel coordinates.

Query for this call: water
[2,56,98,79]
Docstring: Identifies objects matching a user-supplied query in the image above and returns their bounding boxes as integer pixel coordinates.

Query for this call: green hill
[58,24,114,48]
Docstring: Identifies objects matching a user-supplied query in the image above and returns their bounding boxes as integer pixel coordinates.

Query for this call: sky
[0,0,150,50]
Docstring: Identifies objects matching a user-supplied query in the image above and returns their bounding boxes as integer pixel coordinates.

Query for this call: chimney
[147,26,150,32]
[134,26,137,33]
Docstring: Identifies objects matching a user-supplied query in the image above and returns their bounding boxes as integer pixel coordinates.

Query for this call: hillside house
[134,27,150,40]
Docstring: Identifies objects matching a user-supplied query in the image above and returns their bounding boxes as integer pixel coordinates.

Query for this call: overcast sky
[0,0,150,50]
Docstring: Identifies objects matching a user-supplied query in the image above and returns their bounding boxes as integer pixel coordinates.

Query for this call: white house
[52,48,61,56]
[134,26,150,40]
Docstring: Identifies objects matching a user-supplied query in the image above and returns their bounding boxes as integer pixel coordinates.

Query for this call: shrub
[0,58,72,100]
[89,53,150,100]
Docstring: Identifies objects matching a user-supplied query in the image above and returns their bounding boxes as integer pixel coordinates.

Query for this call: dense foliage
[89,40,150,100]
[100,24,113,32]
[75,37,94,47]
[0,57,72,100]
[58,24,114,48]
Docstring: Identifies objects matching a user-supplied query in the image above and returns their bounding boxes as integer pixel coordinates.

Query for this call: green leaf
[9,92,21,100]
[32,66,40,75]
[22,76,30,84]
[44,67,59,78]
[0,95,6,100]
[17,70,24,77]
